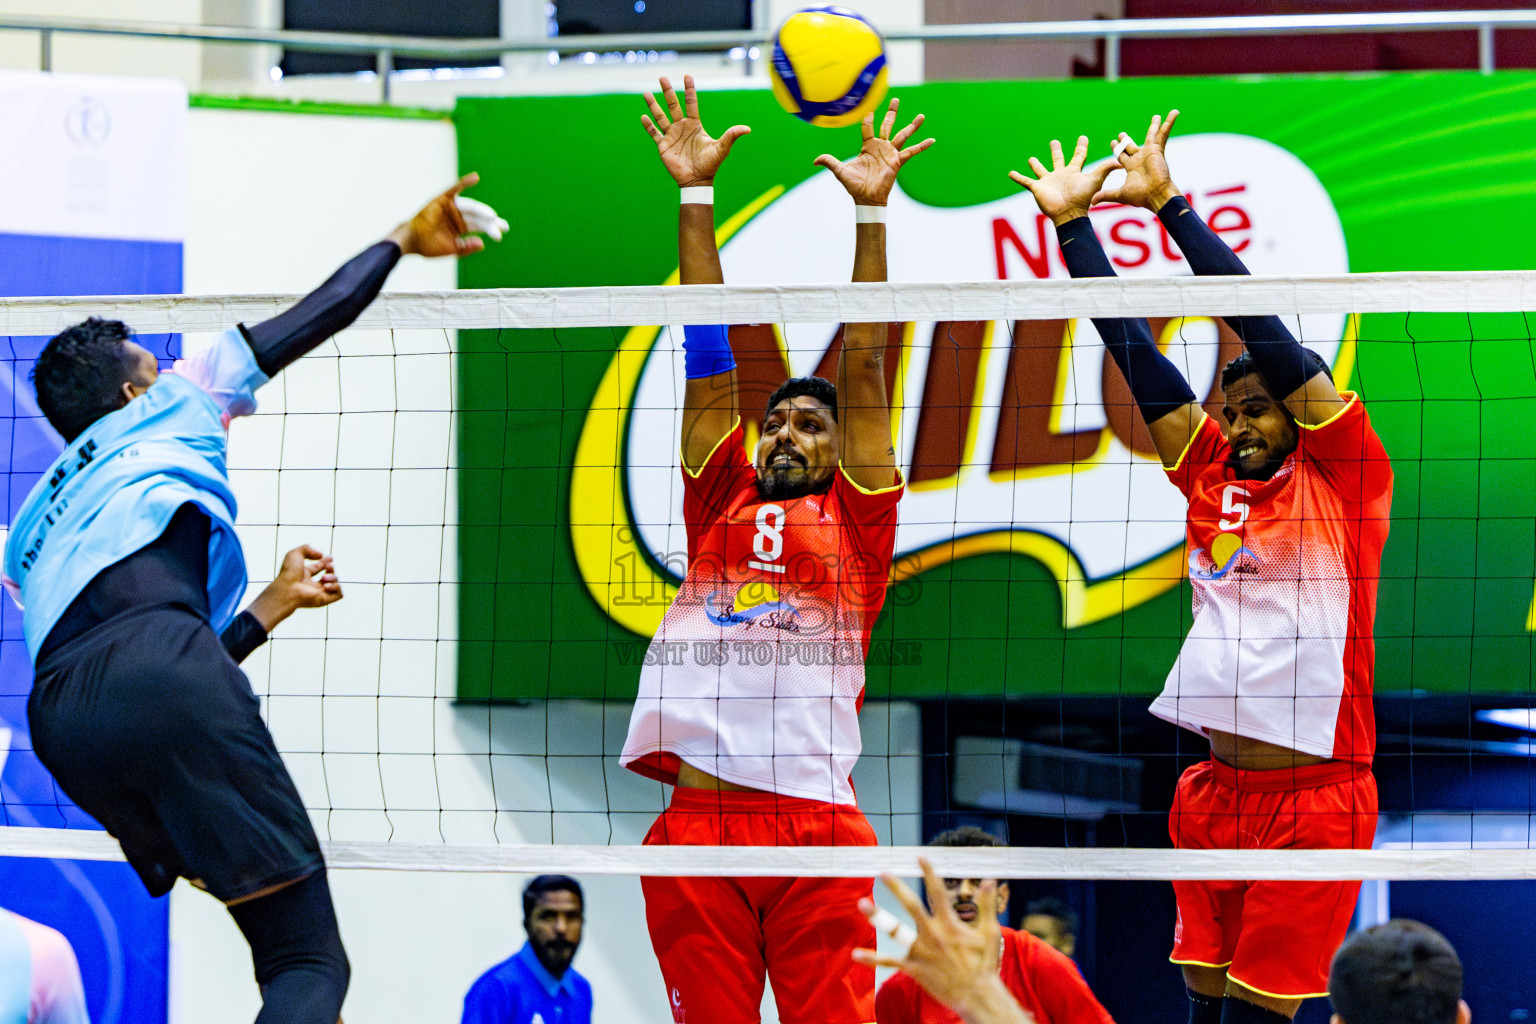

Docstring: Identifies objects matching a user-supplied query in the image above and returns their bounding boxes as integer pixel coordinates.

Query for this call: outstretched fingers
[642,91,671,132]
[1048,138,1066,171]
[880,96,900,139]
[897,136,935,164]
[683,74,700,119]
[659,76,684,121]
[917,859,962,930]
[1157,108,1180,146]
[813,153,846,176]
[1069,135,1090,170]
[1088,156,1119,190]
[719,123,751,155]
[892,111,924,147]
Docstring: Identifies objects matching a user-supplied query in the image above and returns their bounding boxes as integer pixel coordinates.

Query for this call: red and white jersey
[620,422,903,804]
[1148,394,1392,762]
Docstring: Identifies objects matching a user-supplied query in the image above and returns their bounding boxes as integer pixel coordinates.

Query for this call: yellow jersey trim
[838,461,905,496]
[1166,412,1211,473]
[682,417,742,479]
[1296,390,1359,432]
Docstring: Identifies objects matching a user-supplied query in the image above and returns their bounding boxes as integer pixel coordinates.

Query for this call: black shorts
[29,604,323,902]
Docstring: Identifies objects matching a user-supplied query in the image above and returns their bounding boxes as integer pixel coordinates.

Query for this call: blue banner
[0,71,185,1024]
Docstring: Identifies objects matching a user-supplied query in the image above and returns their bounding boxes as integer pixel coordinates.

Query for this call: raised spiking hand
[641,74,750,187]
[814,98,935,206]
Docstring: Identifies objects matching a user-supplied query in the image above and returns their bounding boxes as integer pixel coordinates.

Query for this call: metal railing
[3,9,1535,103]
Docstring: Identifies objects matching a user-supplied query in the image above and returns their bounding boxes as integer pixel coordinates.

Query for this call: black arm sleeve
[1055,217,1196,424]
[240,240,402,378]
[220,611,270,665]
[1156,196,1315,399]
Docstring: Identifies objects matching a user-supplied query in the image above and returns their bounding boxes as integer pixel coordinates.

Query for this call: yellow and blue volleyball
[768,6,889,128]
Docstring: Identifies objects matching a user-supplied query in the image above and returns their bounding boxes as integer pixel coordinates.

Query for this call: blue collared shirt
[462,942,592,1024]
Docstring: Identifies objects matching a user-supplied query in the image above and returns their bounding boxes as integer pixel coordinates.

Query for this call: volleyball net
[1,272,1534,880]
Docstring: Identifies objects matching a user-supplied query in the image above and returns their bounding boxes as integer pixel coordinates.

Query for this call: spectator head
[928,826,1010,925]
[1022,896,1078,958]
[522,875,585,978]
[1329,920,1469,1024]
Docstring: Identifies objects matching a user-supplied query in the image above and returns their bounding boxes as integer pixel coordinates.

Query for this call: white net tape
[4,827,1536,880]
[0,270,1533,332]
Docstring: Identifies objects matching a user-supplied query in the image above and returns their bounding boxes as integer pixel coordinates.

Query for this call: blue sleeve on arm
[681,324,736,380]
[1055,217,1195,424]
[1157,196,1314,399]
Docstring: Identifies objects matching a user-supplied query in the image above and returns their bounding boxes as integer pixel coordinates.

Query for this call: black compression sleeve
[220,611,269,664]
[240,240,402,378]
[1157,196,1314,398]
[1055,217,1196,423]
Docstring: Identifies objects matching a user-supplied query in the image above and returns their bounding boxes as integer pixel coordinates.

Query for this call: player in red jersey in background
[1011,114,1392,1024]
[874,828,1114,1024]
[619,75,932,1024]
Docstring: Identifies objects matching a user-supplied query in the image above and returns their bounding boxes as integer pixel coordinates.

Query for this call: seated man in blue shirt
[463,876,593,1024]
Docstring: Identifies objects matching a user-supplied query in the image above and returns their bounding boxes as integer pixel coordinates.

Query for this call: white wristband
[680,186,714,205]
[855,204,887,223]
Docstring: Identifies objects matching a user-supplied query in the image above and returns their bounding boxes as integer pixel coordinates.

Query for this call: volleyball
[768,5,889,128]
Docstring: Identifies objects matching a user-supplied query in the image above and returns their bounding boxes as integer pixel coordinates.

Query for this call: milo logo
[572,134,1349,637]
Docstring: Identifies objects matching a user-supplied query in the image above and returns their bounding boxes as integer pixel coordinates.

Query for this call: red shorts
[641,787,877,1024]
[1169,758,1378,1000]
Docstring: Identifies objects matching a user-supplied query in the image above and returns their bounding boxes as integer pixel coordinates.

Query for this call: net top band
[3,827,1535,880]
[1,271,1535,334]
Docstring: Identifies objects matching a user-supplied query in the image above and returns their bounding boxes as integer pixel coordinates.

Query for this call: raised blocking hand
[814,98,935,207]
[1094,109,1183,212]
[1009,135,1117,227]
[642,74,750,187]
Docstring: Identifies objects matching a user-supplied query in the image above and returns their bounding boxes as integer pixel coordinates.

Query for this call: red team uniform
[621,421,903,1024]
[1150,393,1393,999]
[875,927,1115,1024]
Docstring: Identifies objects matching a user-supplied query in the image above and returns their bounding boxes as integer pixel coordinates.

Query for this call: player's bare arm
[855,860,1034,1024]
[1105,111,1348,426]
[1011,136,1203,466]
[815,97,932,490]
[642,74,749,470]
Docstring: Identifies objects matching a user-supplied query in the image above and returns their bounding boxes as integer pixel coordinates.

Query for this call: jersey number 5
[1218,484,1251,531]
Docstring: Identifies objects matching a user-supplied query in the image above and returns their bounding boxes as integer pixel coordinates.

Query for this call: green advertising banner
[455,72,1536,702]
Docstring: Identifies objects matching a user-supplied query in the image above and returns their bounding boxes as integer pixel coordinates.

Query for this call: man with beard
[619,75,931,1024]
[875,828,1114,1024]
[1010,115,1391,1024]
[462,876,591,1024]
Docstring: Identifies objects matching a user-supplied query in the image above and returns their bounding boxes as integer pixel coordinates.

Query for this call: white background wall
[0,0,926,107]
[167,102,924,1024]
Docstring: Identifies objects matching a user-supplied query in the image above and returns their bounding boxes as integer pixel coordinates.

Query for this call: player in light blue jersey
[4,174,501,1024]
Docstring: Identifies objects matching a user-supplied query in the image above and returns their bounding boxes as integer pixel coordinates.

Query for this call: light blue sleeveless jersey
[4,328,267,659]
[0,909,30,1024]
